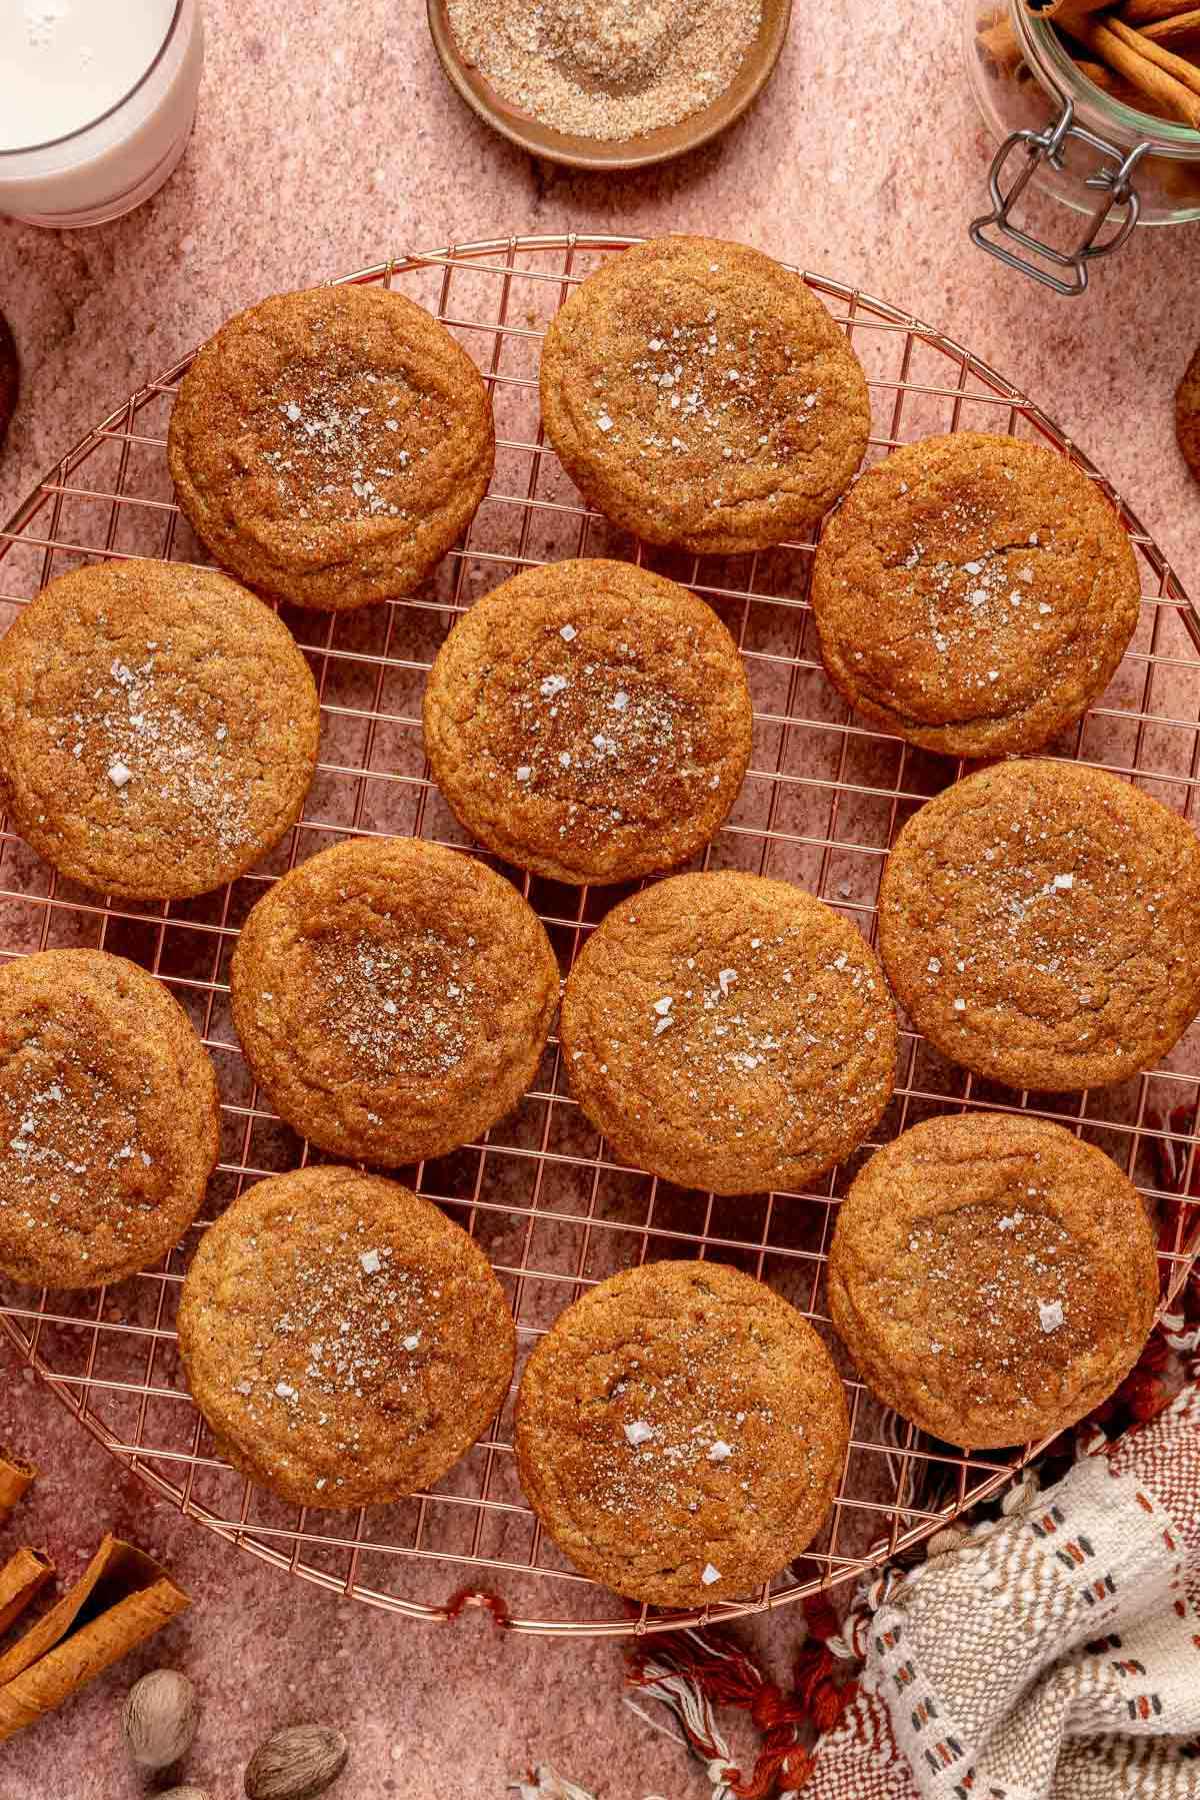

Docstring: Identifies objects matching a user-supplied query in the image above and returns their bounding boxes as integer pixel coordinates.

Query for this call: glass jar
[0,0,204,229]
[966,0,1200,291]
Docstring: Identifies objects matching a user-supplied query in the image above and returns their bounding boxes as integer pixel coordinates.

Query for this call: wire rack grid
[0,234,1198,1639]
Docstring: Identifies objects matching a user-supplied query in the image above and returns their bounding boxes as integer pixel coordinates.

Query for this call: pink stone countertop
[1,2,1199,1797]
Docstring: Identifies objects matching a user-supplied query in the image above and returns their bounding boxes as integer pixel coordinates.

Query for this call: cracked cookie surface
[0,950,219,1289]
[560,871,896,1196]
[878,759,1200,1091]
[168,285,495,611]
[515,1258,847,1607]
[179,1165,516,1508]
[422,558,753,885]
[0,559,320,901]
[230,836,559,1165]
[540,236,869,555]
[810,433,1140,757]
[829,1112,1158,1448]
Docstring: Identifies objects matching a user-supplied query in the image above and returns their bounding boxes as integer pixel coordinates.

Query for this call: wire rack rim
[0,233,1198,1638]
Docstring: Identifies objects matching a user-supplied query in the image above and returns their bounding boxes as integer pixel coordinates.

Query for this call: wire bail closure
[970,97,1150,295]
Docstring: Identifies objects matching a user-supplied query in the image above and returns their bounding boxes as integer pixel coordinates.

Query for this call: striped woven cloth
[807,1380,1200,1800]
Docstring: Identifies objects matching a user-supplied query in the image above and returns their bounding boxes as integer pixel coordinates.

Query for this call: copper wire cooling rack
[0,235,1199,1639]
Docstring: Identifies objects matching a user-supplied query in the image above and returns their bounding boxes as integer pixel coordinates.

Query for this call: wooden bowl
[426,0,792,171]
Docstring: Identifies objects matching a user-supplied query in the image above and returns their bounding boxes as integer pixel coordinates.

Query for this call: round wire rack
[0,234,1198,1639]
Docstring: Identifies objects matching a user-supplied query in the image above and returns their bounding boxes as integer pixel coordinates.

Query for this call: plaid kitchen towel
[806,1379,1200,1800]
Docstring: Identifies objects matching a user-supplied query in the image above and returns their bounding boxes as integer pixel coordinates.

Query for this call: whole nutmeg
[123,1669,199,1771]
[244,1725,349,1800]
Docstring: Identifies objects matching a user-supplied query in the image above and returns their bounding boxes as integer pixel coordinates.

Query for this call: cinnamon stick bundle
[0,1549,53,1637]
[0,1535,189,1741]
[0,1450,35,1525]
[1071,14,1200,119]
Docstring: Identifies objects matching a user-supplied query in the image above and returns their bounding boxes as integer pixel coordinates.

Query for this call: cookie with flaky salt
[515,1258,848,1607]
[0,558,319,901]
[422,558,752,885]
[230,835,559,1166]
[540,236,869,554]
[0,949,219,1289]
[179,1165,516,1507]
[878,758,1200,1092]
[560,871,896,1196]
[829,1112,1158,1448]
[168,284,495,610]
[811,433,1139,758]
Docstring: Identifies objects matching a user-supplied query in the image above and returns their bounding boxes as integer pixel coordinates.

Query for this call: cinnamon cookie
[540,236,870,555]
[0,950,219,1290]
[230,836,559,1165]
[811,434,1140,758]
[168,285,495,611]
[179,1165,516,1508]
[878,759,1200,1091]
[422,559,753,885]
[515,1259,848,1607]
[828,1113,1158,1448]
[0,560,320,902]
[1177,341,1200,485]
[561,872,896,1195]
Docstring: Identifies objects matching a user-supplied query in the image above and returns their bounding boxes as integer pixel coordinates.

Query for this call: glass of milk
[0,0,204,227]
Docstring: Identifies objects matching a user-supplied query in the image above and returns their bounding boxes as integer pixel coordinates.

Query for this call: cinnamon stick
[1063,41,1176,108]
[0,1451,35,1526]
[1105,12,1200,89]
[0,1535,189,1741]
[1073,52,1163,103]
[1118,0,1200,24]
[1141,7,1200,45]
[979,13,1025,73]
[1071,15,1200,120]
[0,1549,53,1638]
[1024,0,1110,21]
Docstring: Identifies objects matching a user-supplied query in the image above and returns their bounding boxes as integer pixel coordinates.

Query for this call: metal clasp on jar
[970,96,1150,294]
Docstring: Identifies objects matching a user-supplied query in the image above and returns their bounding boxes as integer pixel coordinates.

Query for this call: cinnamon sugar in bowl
[427,0,791,170]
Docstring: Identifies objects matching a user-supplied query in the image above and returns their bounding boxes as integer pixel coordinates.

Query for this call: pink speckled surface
[0,2,1198,1796]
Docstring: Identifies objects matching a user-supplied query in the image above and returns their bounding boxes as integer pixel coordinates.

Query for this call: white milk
[0,0,204,225]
